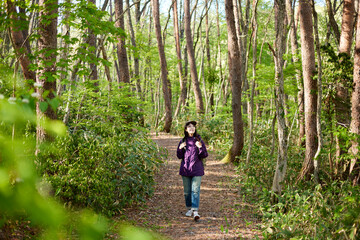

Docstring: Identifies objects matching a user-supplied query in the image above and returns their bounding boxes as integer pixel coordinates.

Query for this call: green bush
[37,86,165,217]
[37,131,163,217]
[260,182,360,239]
[230,118,360,239]
[0,85,166,239]
[0,97,109,239]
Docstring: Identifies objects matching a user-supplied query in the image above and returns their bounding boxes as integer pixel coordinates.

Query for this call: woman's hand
[179,142,187,149]
[195,141,202,148]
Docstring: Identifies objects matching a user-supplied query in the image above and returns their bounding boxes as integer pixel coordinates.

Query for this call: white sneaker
[185,209,193,217]
[193,211,200,221]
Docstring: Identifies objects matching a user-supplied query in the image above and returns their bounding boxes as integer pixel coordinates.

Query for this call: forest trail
[122,132,261,239]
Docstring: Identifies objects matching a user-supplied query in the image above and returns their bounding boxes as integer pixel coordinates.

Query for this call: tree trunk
[205,0,214,114]
[36,0,58,143]
[215,0,226,109]
[312,0,323,183]
[152,0,172,132]
[286,0,305,146]
[339,0,355,54]
[271,0,288,197]
[325,0,341,44]
[246,0,259,164]
[6,0,36,88]
[173,0,187,118]
[223,0,244,163]
[57,0,71,97]
[88,0,98,90]
[184,0,204,114]
[114,0,130,84]
[126,0,142,97]
[297,0,317,181]
[335,0,355,178]
[350,0,360,184]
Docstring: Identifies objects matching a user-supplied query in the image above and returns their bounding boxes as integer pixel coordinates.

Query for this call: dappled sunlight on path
[122,132,261,239]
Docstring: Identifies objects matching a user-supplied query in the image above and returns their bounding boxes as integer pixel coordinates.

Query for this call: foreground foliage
[0,78,165,238]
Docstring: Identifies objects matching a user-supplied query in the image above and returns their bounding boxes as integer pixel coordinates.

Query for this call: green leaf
[39,101,48,112]
[48,98,60,111]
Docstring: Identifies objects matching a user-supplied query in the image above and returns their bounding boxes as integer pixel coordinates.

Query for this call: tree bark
[215,0,226,109]
[246,0,259,164]
[152,0,172,132]
[57,0,71,97]
[286,0,305,146]
[36,0,58,143]
[88,0,98,90]
[339,0,355,54]
[126,0,142,97]
[350,0,360,184]
[114,0,130,84]
[6,0,36,88]
[271,0,288,197]
[325,0,341,44]
[312,0,323,183]
[297,0,317,181]
[335,0,355,177]
[205,0,214,113]
[184,0,204,114]
[173,0,187,118]
[223,0,244,163]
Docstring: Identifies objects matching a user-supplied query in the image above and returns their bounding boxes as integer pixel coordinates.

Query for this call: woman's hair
[183,121,200,140]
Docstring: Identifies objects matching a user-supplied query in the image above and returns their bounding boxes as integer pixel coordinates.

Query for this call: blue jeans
[182,176,202,211]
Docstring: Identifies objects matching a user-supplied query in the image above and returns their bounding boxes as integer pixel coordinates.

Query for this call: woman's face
[186,124,196,135]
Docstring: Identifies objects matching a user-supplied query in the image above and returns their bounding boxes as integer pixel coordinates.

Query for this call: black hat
[185,121,197,127]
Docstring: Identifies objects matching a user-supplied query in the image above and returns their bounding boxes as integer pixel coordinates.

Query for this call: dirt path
[122,132,261,239]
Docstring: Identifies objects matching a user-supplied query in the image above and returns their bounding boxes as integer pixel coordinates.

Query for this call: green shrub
[260,182,360,239]
[0,85,166,239]
[37,131,163,217]
[36,86,165,217]
[0,97,109,239]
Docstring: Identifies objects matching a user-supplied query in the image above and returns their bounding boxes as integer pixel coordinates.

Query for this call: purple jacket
[177,136,208,176]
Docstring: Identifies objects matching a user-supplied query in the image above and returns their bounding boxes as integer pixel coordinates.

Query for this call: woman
[177,121,208,221]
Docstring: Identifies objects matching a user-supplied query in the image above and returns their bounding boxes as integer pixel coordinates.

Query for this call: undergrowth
[172,112,360,239]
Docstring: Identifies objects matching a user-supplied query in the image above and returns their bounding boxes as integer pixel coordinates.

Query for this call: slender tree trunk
[205,0,210,66]
[223,0,244,163]
[286,0,305,146]
[271,0,288,198]
[63,59,81,125]
[205,0,214,113]
[246,0,259,164]
[173,0,187,118]
[215,0,226,108]
[312,0,323,183]
[152,0,172,132]
[36,0,58,143]
[88,0,98,90]
[184,0,204,114]
[114,0,130,84]
[325,0,341,44]
[126,0,142,97]
[297,0,317,181]
[99,40,112,86]
[6,0,36,88]
[256,10,273,118]
[57,0,70,97]
[350,0,360,184]
[335,0,355,178]
[339,0,355,54]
